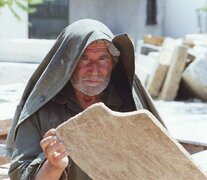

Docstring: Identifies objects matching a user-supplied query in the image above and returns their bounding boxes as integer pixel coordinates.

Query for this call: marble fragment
[56,103,207,180]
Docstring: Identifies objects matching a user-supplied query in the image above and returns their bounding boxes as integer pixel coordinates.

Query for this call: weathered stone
[0,119,11,136]
[185,34,207,47]
[0,163,10,179]
[159,45,188,100]
[56,103,207,179]
[0,102,17,136]
[0,39,55,63]
[147,64,168,98]
[137,40,161,55]
[0,144,9,165]
[155,101,207,150]
[147,38,183,98]
[192,150,207,174]
[135,54,158,87]
[0,62,38,85]
[182,58,207,100]
[143,35,164,46]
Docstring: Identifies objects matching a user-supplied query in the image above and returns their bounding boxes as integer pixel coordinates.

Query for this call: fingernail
[52,136,57,140]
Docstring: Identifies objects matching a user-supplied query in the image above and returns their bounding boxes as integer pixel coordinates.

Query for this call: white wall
[164,0,207,38]
[0,4,28,39]
[70,0,164,47]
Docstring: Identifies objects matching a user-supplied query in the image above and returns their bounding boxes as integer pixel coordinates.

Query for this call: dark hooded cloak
[7,19,165,179]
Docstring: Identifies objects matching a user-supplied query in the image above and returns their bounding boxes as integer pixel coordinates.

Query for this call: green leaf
[0,0,5,7]
[15,1,36,13]
[27,0,44,5]
[8,5,21,20]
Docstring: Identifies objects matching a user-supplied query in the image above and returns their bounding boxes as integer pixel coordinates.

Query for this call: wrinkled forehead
[84,40,109,53]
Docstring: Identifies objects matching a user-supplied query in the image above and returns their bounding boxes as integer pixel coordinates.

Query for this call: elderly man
[7,19,164,179]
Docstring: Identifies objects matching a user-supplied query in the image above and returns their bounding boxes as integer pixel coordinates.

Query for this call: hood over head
[6,19,165,156]
[17,19,136,125]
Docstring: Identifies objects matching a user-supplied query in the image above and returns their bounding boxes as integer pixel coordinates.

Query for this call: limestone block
[0,144,9,165]
[136,40,161,55]
[192,150,207,174]
[143,35,164,46]
[0,39,55,63]
[147,38,183,98]
[159,46,188,100]
[182,58,207,100]
[185,34,207,47]
[0,119,11,136]
[0,163,9,179]
[135,54,158,87]
[0,62,38,85]
[147,64,168,98]
[56,103,207,180]
[0,102,17,136]
[154,101,207,149]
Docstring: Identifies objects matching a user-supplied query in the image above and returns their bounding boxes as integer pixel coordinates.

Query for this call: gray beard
[70,75,111,96]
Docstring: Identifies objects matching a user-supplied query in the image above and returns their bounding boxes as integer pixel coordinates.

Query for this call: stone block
[192,150,207,175]
[135,54,158,87]
[182,58,207,100]
[147,38,183,98]
[0,39,55,63]
[0,62,38,85]
[159,45,188,100]
[0,163,9,179]
[143,35,164,46]
[56,103,207,179]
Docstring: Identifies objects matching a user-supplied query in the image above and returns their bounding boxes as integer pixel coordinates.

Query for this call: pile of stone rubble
[136,34,207,101]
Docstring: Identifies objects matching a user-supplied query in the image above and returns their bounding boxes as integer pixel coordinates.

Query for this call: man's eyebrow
[100,54,111,58]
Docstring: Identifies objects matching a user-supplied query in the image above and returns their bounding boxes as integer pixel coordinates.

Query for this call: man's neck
[73,89,102,110]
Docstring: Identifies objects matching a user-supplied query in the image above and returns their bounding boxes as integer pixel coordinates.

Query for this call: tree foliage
[0,0,52,19]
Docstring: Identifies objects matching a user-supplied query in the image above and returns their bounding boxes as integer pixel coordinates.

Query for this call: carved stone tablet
[56,103,207,179]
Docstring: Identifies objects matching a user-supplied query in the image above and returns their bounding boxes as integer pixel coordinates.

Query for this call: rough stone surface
[182,58,207,100]
[56,103,207,180]
[155,101,207,148]
[0,39,55,63]
[148,64,168,98]
[147,38,182,98]
[0,144,9,165]
[135,54,158,87]
[159,45,188,100]
[0,62,38,85]
[0,163,9,179]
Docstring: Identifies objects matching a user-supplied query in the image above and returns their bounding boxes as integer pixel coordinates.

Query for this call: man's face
[71,41,113,96]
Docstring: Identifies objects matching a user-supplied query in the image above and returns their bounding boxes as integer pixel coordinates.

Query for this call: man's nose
[90,63,99,75]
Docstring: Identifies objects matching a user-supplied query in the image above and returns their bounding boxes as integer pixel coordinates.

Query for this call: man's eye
[79,58,90,65]
[99,55,110,61]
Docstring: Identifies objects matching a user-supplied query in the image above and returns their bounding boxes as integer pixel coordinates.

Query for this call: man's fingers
[52,151,70,161]
[44,128,56,138]
[45,141,66,159]
[40,135,57,152]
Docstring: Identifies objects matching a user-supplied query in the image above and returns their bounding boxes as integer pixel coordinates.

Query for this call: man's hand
[40,128,69,170]
[35,129,69,180]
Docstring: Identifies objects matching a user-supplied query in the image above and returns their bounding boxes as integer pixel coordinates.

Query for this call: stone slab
[182,58,207,101]
[0,102,17,136]
[135,54,158,87]
[0,39,55,63]
[0,62,38,85]
[0,163,9,179]
[159,45,188,100]
[192,150,207,174]
[0,144,9,165]
[56,103,207,180]
[155,101,207,147]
